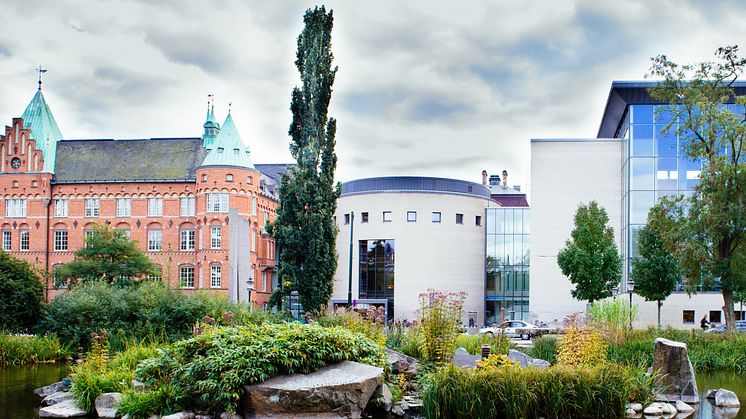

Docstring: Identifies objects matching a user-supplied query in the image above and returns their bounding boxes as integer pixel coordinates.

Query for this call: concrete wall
[333,191,488,324]
[529,139,622,322]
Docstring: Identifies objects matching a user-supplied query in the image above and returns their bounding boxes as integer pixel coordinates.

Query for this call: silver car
[479,320,537,340]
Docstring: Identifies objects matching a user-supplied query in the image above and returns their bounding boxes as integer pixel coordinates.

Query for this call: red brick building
[0,85,288,306]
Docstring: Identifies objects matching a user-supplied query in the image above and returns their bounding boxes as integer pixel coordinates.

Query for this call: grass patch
[0,334,67,366]
[527,336,558,365]
[455,333,514,356]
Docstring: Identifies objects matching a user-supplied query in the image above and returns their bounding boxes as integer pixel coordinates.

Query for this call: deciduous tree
[0,250,44,332]
[631,224,679,326]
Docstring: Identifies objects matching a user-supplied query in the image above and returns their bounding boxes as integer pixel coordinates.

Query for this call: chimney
[489,175,500,186]
[481,170,488,186]
[501,170,508,189]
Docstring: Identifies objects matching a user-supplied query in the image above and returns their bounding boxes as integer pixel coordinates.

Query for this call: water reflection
[0,363,69,419]
[694,371,744,419]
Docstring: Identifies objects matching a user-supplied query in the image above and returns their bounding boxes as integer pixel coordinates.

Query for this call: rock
[452,347,481,368]
[643,404,663,415]
[95,392,123,419]
[383,348,420,377]
[219,413,242,419]
[41,391,74,407]
[161,413,195,419]
[365,383,393,413]
[35,381,65,398]
[403,395,423,409]
[707,389,718,399]
[508,349,550,368]
[661,402,678,414]
[131,379,150,392]
[652,338,699,404]
[39,399,87,418]
[243,360,383,418]
[715,388,741,407]
[675,400,695,413]
[391,403,406,417]
[712,407,740,419]
[627,402,643,412]
[195,416,212,419]
[625,407,637,417]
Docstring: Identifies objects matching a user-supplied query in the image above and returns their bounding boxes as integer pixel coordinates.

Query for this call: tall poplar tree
[271,6,340,313]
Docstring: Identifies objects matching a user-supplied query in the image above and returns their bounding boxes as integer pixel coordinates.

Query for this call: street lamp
[627,280,635,329]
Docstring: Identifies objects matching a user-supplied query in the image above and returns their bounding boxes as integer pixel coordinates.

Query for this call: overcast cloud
[0,0,743,191]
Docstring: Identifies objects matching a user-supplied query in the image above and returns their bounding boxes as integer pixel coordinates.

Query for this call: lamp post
[627,280,635,329]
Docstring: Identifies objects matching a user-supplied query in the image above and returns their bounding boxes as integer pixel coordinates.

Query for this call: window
[251,228,256,251]
[146,273,161,282]
[261,271,267,292]
[247,176,253,184]
[179,266,195,288]
[736,311,746,321]
[118,229,131,240]
[2,230,10,250]
[344,214,350,224]
[407,211,417,222]
[180,229,195,251]
[710,310,722,324]
[148,198,163,217]
[53,266,66,289]
[147,229,162,251]
[683,310,695,324]
[226,174,233,182]
[210,265,221,288]
[12,181,18,188]
[432,212,441,223]
[116,198,131,217]
[54,230,68,251]
[383,211,392,222]
[85,198,100,217]
[252,196,257,215]
[263,211,270,230]
[180,196,195,216]
[54,199,68,217]
[85,230,95,248]
[20,230,29,251]
[6,199,26,217]
[456,213,464,224]
[362,212,369,223]
[31,180,38,188]
[211,226,222,249]
[359,239,395,320]
[201,174,207,182]
[206,193,229,213]
[476,215,482,226]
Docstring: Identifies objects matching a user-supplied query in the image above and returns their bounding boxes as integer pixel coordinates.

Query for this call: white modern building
[530,81,739,329]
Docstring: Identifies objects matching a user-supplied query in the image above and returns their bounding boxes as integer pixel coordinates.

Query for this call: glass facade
[359,239,395,319]
[485,207,529,324]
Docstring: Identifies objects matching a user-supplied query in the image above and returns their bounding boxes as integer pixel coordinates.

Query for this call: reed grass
[455,333,515,356]
[0,334,66,366]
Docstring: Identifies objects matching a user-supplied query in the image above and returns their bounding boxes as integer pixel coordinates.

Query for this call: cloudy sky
[0,1,743,190]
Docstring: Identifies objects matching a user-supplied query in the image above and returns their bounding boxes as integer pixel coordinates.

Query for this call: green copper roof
[21,90,63,172]
[200,113,254,169]
[202,104,220,147]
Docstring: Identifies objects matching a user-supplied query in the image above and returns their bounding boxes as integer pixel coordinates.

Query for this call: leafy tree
[271,6,340,313]
[557,201,622,304]
[646,45,746,330]
[56,223,159,285]
[631,224,679,326]
[0,250,44,332]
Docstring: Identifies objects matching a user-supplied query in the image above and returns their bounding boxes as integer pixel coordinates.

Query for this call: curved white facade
[332,177,491,325]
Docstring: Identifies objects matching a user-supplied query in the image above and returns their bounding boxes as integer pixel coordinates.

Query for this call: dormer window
[217,147,224,153]
[226,174,233,182]
[233,148,239,155]
[247,177,253,184]
[201,174,207,182]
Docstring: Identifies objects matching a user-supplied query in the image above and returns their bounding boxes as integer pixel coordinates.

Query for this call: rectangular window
[456,213,464,224]
[85,230,95,249]
[148,198,163,217]
[180,229,195,251]
[407,211,417,222]
[147,229,162,251]
[683,310,695,324]
[180,196,195,216]
[53,268,66,289]
[361,212,369,223]
[252,196,257,215]
[476,215,482,226]
[432,212,441,223]
[20,230,29,251]
[344,214,350,224]
[710,310,722,324]
[207,193,229,213]
[383,211,392,222]
[54,230,68,251]
[85,198,100,217]
[54,199,68,217]
[116,198,131,217]
[5,198,26,217]
[210,265,221,288]
[146,274,161,282]
[251,228,256,251]
[179,266,195,288]
[211,226,222,249]
[2,230,10,250]
[263,211,269,230]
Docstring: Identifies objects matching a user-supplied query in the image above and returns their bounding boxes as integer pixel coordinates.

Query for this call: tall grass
[0,334,67,366]
[455,333,514,356]
[528,336,558,364]
[422,363,653,419]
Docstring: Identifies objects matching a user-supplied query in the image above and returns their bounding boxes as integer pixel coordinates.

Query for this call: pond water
[0,365,742,418]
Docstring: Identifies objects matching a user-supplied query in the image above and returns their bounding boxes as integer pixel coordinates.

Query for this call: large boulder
[715,388,741,407]
[508,349,550,369]
[452,347,481,368]
[652,338,699,404]
[95,392,123,419]
[383,348,420,377]
[41,391,74,407]
[39,399,87,418]
[242,360,383,418]
[35,381,65,398]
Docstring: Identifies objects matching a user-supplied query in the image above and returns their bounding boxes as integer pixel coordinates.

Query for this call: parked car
[479,320,537,340]
[705,320,746,333]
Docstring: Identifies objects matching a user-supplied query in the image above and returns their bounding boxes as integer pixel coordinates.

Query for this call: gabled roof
[200,113,254,169]
[255,163,294,183]
[21,90,63,172]
[54,138,207,183]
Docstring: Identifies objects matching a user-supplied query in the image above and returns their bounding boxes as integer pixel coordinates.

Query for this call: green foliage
[418,289,466,364]
[0,249,44,333]
[631,224,679,326]
[388,383,403,403]
[0,334,66,366]
[56,224,159,285]
[528,336,558,365]
[557,326,608,367]
[119,385,181,419]
[475,353,516,370]
[272,6,340,314]
[330,308,387,347]
[647,45,746,329]
[422,363,652,419]
[588,299,638,343]
[557,201,622,303]
[455,333,514,356]
[133,323,387,414]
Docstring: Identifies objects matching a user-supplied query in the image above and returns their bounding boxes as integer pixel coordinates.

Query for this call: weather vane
[35,65,47,91]
[228,101,232,113]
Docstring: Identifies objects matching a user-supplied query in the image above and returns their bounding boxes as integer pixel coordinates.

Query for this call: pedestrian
[700,315,710,331]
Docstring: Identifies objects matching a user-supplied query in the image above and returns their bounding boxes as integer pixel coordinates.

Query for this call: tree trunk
[722,286,737,331]
[657,300,662,328]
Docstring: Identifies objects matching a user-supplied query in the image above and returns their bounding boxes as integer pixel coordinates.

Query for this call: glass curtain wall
[359,239,395,320]
[485,207,529,325]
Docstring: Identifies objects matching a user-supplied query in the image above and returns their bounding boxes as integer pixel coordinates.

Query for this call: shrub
[422,363,652,419]
[417,289,466,364]
[528,336,558,365]
[455,333,514,356]
[0,334,66,366]
[475,353,515,370]
[398,328,426,360]
[557,326,608,367]
[0,250,44,333]
[332,308,387,347]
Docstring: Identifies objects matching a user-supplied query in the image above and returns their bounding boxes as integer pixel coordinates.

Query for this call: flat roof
[341,176,492,199]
